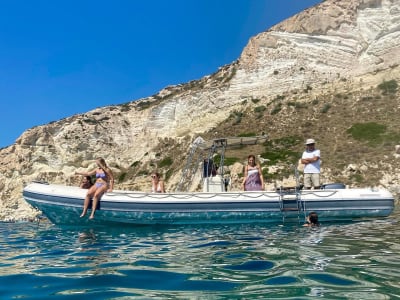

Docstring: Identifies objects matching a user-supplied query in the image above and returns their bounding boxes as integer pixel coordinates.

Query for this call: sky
[0,0,322,148]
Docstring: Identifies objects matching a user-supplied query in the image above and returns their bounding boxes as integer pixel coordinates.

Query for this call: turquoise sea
[1,208,400,299]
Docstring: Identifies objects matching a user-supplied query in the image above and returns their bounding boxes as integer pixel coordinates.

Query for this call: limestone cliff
[0,0,399,221]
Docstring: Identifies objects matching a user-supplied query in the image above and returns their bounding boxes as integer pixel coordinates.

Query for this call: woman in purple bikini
[75,157,114,219]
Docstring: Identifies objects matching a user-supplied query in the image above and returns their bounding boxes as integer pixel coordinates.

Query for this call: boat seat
[321,183,346,189]
[278,186,297,192]
[203,175,224,192]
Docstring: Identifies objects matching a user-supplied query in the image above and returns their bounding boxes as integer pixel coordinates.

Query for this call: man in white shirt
[301,138,321,189]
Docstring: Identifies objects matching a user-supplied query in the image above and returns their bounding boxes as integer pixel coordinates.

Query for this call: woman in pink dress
[242,155,264,191]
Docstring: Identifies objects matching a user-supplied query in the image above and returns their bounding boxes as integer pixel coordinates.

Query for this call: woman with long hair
[75,157,114,219]
[242,154,264,191]
[150,172,165,193]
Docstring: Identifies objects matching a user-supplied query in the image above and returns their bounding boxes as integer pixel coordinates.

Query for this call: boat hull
[23,182,395,225]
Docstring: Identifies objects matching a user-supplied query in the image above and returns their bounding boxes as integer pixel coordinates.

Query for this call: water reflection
[78,230,97,245]
[0,209,399,298]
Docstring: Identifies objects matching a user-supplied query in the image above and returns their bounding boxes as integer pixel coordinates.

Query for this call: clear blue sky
[0,0,322,148]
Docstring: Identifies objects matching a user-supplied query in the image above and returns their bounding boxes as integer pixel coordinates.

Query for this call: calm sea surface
[1,208,400,299]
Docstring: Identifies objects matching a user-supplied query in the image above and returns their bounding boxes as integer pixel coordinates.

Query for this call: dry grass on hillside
[116,80,399,190]
[202,82,400,187]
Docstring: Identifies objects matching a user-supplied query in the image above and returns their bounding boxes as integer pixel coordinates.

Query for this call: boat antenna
[294,164,300,189]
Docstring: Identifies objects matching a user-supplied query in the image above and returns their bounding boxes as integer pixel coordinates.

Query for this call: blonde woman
[242,154,264,191]
[75,157,114,219]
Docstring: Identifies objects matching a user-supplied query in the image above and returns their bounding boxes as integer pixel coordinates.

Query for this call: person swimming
[304,211,320,227]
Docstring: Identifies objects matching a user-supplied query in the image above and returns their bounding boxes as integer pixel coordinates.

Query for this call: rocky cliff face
[1,0,399,221]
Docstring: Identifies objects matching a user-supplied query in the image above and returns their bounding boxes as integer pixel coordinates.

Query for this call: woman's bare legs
[79,196,90,217]
[80,186,96,217]
[89,195,100,220]
[89,185,107,219]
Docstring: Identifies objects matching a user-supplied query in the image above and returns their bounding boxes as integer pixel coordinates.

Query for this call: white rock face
[0,0,399,221]
[237,0,400,98]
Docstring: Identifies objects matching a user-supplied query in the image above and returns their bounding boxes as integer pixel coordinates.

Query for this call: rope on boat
[107,191,288,200]
[301,190,338,198]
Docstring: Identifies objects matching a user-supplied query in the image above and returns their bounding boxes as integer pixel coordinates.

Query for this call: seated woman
[151,172,165,193]
[242,154,264,191]
[75,157,114,219]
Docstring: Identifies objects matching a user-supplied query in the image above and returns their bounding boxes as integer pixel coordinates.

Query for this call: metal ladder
[278,186,301,222]
[279,165,305,223]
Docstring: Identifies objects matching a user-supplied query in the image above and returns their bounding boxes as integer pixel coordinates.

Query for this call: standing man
[301,138,321,189]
